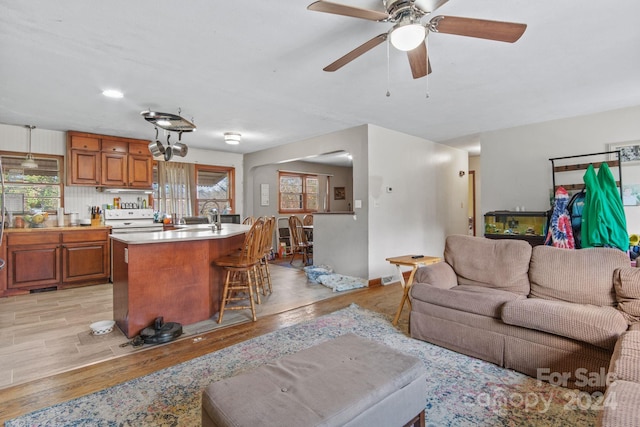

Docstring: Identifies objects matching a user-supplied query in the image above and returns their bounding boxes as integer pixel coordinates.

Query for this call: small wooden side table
[386,255,442,326]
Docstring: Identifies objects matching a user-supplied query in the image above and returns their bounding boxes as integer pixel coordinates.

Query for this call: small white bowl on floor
[90,320,115,335]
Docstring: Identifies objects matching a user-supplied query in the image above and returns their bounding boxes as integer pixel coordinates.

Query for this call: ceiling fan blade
[407,41,431,79]
[323,33,387,72]
[414,0,449,13]
[307,1,389,21]
[430,15,527,43]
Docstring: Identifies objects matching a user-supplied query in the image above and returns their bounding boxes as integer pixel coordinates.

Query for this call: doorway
[468,170,476,236]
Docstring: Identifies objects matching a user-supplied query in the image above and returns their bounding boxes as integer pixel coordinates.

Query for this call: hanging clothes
[598,163,628,250]
[545,186,575,249]
[581,163,628,251]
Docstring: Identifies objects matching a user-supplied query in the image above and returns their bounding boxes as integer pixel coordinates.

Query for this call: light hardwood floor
[0,264,409,424]
[0,263,343,389]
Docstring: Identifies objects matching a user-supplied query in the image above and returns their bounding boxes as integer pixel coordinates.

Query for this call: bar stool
[213,218,264,323]
[258,216,276,295]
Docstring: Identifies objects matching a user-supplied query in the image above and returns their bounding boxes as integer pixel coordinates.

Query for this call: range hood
[98,188,153,194]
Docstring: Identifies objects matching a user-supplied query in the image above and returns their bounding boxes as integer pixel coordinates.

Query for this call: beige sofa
[409,235,640,423]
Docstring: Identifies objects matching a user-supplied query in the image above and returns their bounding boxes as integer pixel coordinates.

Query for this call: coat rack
[549,150,623,199]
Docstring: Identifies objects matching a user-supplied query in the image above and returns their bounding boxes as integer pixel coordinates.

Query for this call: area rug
[7,304,597,426]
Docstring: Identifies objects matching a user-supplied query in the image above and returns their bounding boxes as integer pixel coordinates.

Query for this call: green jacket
[582,163,628,250]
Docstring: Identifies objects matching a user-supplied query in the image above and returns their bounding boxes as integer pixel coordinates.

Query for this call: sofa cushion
[614,267,640,324]
[502,298,628,350]
[411,284,525,319]
[413,262,457,289]
[608,330,640,383]
[444,235,531,295]
[529,246,629,306]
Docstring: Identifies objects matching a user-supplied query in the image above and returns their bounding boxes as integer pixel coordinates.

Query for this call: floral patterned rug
[7,304,597,426]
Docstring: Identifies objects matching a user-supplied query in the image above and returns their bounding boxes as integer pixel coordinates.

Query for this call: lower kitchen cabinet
[61,235,109,285]
[1,228,110,297]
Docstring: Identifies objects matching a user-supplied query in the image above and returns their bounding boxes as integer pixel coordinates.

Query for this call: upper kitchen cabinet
[68,133,101,185]
[67,131,153,189]
[128,142,153,188]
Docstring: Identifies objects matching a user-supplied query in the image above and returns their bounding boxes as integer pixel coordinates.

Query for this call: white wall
[0,123,244,220]
[245,124,468,280]
[479,106,640,234]
[367,125,468,280]
[245,126,370,278]
[250,161,353,220]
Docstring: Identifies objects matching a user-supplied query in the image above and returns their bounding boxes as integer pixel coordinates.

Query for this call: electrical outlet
[381,276,394,285]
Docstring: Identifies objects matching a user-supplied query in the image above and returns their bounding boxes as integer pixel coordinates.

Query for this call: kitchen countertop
[110,223,250,244]
[3,225,111,233]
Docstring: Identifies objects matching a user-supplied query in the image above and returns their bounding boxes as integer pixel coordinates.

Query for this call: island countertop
[110,223,250,244]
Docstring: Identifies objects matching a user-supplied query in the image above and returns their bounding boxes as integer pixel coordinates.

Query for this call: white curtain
[157,161,195,220]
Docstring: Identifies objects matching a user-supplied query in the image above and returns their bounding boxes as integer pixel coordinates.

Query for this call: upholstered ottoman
[202,333,427,427]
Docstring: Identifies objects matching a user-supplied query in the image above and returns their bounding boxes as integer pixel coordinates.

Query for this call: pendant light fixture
[21,125,38,169]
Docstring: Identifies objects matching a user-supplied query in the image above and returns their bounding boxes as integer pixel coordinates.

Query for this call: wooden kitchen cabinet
[7,233,61,290]
[68,133,101,185]
[128,154,153,187]
[61,230,110,285]
[67,131,152,188]
[0,234,8,293]
[101,151,128,187]
[1,228,110,296]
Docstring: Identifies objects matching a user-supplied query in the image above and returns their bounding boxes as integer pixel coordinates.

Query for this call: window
[279,172,318,213]
[152,162,194,219]
[196,165,234,214]
[0,153,63,213]
[151,163,235,219]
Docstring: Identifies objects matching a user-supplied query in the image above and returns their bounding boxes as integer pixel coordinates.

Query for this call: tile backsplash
[64,186,151,219]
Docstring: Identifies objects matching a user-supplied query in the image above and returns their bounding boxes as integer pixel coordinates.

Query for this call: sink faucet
[200,200,223,231]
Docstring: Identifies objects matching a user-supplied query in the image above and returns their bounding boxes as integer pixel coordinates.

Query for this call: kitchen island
[111,223,250,338]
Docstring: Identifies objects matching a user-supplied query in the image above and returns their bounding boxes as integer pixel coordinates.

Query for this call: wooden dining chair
[257,216,276,295]
[303,214,313,226]
[288,215,313,266]
[213,217,265,323]
[242,216,255,225]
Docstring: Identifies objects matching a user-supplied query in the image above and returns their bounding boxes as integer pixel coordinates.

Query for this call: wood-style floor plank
[0,282,408,424]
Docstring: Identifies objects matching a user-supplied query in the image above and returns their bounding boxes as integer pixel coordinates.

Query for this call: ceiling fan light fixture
[390,22,426,51]
[224,132,241,145]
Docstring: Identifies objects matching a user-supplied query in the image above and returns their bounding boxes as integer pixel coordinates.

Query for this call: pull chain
[386,36,391,97]
[425,37,430,99]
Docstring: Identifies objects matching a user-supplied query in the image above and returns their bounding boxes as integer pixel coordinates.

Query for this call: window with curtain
[0,153,63,213]
[153,161,195,220]
[279,172,318,213]
[195,165,235,214]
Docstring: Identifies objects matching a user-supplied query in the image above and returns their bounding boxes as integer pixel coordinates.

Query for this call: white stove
[104,209,164,234]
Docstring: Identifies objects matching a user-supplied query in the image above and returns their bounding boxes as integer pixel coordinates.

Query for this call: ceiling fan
[308,0,527,79]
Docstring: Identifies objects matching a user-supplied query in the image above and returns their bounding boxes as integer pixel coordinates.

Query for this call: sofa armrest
[414,262,457,289]
[598,380,640,427]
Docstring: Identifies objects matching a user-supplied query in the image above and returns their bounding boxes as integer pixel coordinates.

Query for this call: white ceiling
[1,0,640,157]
